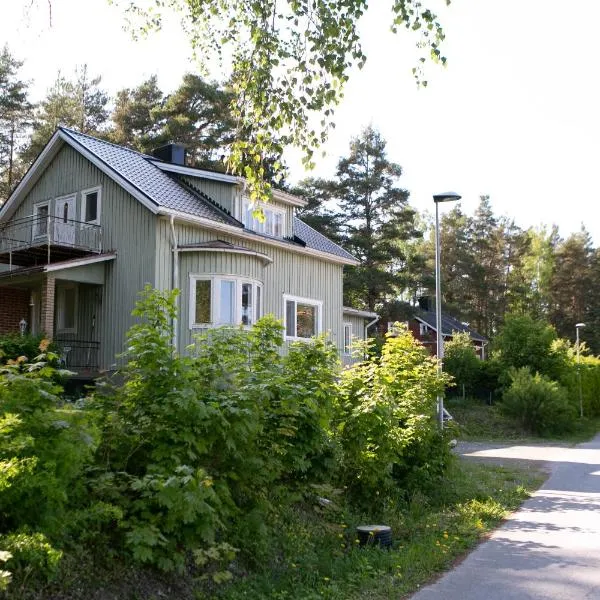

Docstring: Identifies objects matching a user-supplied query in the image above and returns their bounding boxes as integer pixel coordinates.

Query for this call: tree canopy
[106,0,449,201]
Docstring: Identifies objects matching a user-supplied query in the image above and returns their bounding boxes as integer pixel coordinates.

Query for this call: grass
[6,458,544,600]
[446,396,600,444]
[212,459,545,600]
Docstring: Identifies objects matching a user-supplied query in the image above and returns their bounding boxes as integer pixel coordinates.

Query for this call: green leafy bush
[92,287,340,571]
[444,332,481,397]
[492,314,567,382]
[0,532,62,586]
[336,325,451,507]
[0,334,58,365]
[500,367,575,435]
[0,345,94,536]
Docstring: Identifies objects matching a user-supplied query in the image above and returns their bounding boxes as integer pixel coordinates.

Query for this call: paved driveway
[411,434,600,600]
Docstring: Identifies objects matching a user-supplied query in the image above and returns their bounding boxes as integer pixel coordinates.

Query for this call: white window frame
[81,186,102,225]
[419,322,429,336]
[343,322,352,355]
[283,294,323,341]
[56,283,78,334]
[32,200,51,240]
[241,198,286,238]
[189,274,263,329]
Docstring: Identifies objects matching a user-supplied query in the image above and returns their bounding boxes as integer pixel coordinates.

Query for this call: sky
[2,0,599,241]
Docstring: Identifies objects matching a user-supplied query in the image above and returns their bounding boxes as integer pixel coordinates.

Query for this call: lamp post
[433,192,462,429]
[576,322,585,418]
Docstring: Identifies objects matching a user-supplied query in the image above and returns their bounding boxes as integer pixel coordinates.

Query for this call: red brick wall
[0,287,30,335]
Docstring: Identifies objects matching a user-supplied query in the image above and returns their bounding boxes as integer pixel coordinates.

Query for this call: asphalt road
[411,434,600,600]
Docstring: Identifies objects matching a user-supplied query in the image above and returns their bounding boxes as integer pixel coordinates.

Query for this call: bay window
[190,275,263,328]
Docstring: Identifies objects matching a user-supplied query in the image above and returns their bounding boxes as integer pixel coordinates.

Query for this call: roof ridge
[59,127,157,161]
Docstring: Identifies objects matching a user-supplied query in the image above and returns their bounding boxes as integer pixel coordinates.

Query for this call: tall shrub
[444,331,481,397]
[493,313,567,381]
[92,287,341,571]
[500,367,575,435]
[336,326,450,507]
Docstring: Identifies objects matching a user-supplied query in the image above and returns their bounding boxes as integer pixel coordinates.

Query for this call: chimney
[152,143,187,166]
[418,296,436,312]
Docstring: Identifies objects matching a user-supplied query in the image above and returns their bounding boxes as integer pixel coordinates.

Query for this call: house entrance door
[54,195,76,246]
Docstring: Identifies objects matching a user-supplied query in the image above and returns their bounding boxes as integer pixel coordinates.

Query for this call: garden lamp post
[433,192,462,429]
[576,322,585,418]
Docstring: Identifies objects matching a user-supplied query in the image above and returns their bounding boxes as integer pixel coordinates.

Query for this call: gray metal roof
[60,129,356,262]
[416,310,488,342]
[60,128,240,226]
[293,218,357,262]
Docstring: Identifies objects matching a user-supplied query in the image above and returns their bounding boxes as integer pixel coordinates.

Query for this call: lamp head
[576,323,586,329]
[433,192,462,203]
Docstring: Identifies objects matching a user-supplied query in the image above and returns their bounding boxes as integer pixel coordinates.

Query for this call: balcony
[0,214,102,267]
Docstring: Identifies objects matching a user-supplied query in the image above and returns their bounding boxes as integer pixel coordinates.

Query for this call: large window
[81,187,101,225]
[284,295,322,340]
[241,199,285,238]
[190,275,263,328]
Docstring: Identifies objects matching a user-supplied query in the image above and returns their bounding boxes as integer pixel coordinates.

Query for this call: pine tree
[20,65,109,166]
[0,45,32,203]
[291,177,344,245]
[548,228,595,341]
[303,126,419,312]
[153,74,236,168]
[109,76,164,152]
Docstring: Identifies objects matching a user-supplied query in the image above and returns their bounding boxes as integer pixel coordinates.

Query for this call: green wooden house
[0,128,378,375]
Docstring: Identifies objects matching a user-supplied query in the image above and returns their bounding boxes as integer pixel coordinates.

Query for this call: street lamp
[576,322,586,418]
[433,192,462,429]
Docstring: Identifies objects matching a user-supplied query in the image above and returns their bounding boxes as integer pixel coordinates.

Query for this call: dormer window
[242,199,285,238]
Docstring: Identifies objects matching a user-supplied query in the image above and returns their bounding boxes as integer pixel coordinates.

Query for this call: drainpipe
[364,315,380,341]
[169,215,179,351]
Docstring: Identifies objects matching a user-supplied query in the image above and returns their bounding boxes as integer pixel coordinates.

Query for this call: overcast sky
[2,0,599,241]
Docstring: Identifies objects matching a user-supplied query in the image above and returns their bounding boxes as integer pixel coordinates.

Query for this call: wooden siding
[11,144,157,370]
[181,176,237,214]
[155,219,345,354]
[179,176,294,237]
[341,314,369,366]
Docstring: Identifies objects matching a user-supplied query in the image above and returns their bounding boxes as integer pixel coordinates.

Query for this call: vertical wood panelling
[12,145,157,370]
[181,176,236,214]
[159,222,345,355]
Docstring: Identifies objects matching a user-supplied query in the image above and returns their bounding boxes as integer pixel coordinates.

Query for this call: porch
[0,254,115,376]
[0,213,102,268]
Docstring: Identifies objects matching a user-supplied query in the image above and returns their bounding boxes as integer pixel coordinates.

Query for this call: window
[57,284,78,333]
[343,323,352,355]
[81,187,101,225]
[190,276,263,328]
[241,199,286,238]
[284,295,322,340]
[33,202,50,238]
[419,323,429,336]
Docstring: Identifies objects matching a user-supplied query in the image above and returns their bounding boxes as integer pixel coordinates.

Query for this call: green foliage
[492,313,566,381]
[336,325,450,506]
[92,286,341,571]
[0,532,62,586]
[443,332,481,397]
[0,334,58,364]
[500,368,575,435]
[0,344,94,536]
[117,0,447,200]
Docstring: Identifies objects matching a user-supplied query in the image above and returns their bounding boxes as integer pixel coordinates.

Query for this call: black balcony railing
[0,214,102,266]
[55,339,100,371]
